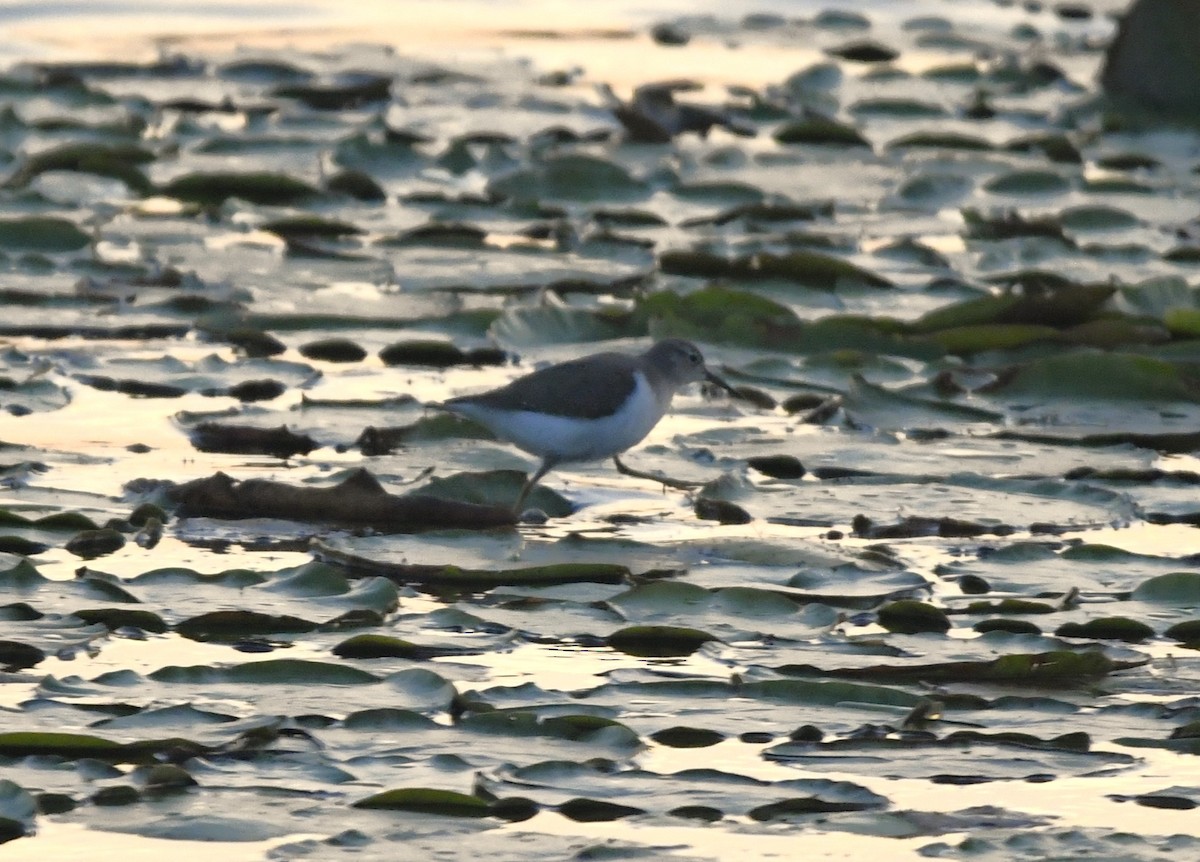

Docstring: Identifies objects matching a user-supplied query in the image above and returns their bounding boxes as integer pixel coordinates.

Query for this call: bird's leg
[612,455,704,490]
[513,457,557,514]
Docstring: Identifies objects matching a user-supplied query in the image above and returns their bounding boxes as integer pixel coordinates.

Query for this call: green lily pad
[416,470,573,517]
[0,217,90,252]
[774,117,870,146]
[158,171,319,205]
[983,169,1072,196]
[877,600,951,634]
[353,787,493,816]
[4,142,154,193]
[607,625,717,657]
[1132,572,1200,605]
[658,249,891,289]
[1055,617,1155,643]
[489,154,647,203]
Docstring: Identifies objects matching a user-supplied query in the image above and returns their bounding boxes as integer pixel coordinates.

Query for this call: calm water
[7,2,1195,861]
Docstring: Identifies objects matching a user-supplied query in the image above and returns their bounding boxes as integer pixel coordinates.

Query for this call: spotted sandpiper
[440,338,735,513]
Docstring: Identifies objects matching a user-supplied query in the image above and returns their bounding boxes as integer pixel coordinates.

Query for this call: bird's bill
[704,368,737,395]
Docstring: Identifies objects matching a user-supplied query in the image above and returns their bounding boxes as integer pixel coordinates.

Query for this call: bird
[439,339,735,514]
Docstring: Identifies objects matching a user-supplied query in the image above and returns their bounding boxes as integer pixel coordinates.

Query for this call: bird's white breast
[466,371,669,463]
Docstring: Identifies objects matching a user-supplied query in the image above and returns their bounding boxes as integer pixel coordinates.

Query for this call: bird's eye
[690,352,701,364]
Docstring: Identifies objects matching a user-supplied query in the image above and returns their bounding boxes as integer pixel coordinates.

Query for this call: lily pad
[0,216,90,252]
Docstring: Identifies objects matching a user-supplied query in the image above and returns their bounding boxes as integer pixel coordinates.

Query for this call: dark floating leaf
[607,625,716,657]
[158,171,320,206]
[1124,794,1198,811]
[169,469,515,530]
[273,73,392,109]
[963,598,1058,616]
[223,328,287,358]
[850,97,946,118]
[0,537,48,556]
[787,650,1142,686]
[669,805,723,822]
[993,427,1200,455]
[1054,617,1155,643]
[75,374,187,398]
[557,797,646,822]
[218,58,314,84]
[414,470,573,518]
[1164,620,1200,642]
[127,504,167,528]
[747,454,805,479]
[962,208,1069,240]
[353,787,491,817]
[189,423,317,458]
[1060,204,1138,231]
[1005,132,1083,163]
[0,732,125,761]
[313,539,628,588]
[138,763,199,792]
[1101,0,1200,117]
[0,640,44,671]
[488,796,540,822]
[957,574,990,595]
[34,792,75,816]
[888,131,994,151]
[974,618,1042,635]
[3,142,154,193]
[650,726,725,748]
[379,340,472,368]
[332,634,479,660]
[658,249,891,288]
[298,338,368,363]
[0,216,91,252]
[720,384,774,410]
[91,786,140,807]
[945,729,1092,753]
[176,610,318,641]
[260,216,364,240]
[650,22,690,46]
[827,40,900,62]
[489,153,647,202]
[73,608,168,633]
[983,169,1071,196]
[380,222,487,249]
[773,117,870,147]
[1132,572,1200,604]
[912,283,1114,331]
[225,379,287,402]
[694,497,753,525]
[852,514,1003,539]
[696,200,834,228]
[64,528,126,559]
[749,797,870,820]
[1164,245,1200,263]
[877,600,951,634]
[324,169,386,201]
[0,322,189,340]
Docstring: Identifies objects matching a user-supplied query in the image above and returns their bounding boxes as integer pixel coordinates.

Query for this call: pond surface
[2,1,1200,860]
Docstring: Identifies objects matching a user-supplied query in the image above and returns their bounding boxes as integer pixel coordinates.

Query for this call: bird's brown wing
[451,352,639,419]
